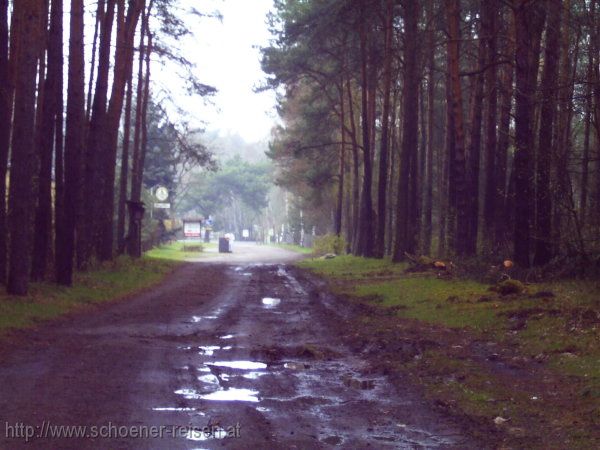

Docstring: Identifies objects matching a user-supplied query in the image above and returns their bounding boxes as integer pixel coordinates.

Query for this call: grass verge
[0,256,179,334]
[270,243,313,254]
[145,241,216,261]
[298,255,600,448]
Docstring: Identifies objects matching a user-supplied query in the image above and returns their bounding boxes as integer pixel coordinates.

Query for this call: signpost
[152,185,170,217]
[183,220,202,238]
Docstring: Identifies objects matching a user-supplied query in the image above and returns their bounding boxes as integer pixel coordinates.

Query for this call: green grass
[0,256,178,333]
[298,255,600,425]
[271,243,313,254]
[145,241,215,261]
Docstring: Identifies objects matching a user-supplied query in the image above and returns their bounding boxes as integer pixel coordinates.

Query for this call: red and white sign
[183,221,202,237]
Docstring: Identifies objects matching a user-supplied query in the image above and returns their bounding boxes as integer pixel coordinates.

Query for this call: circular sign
[155,186,169,202]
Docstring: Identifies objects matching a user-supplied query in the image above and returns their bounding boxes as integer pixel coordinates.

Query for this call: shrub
[313,234,346,256]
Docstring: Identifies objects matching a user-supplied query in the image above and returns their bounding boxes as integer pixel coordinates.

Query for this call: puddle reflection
[208,360,267,370]
[262,297,281,308]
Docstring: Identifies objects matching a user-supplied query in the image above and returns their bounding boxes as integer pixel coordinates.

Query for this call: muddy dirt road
[0,243,477,449]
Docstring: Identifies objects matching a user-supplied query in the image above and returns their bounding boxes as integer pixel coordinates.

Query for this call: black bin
[218,237,231,253]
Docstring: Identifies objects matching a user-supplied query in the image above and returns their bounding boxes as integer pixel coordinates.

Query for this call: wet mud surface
[0,244,479,448]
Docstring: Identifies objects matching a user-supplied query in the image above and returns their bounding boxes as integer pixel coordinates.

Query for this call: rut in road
[0,260,477,449]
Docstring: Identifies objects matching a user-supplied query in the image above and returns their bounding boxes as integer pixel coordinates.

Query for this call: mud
[0,243,479,448]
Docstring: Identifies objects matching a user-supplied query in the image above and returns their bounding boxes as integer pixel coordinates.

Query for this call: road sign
[154,202,170,209]
[184,220,202,237]
[155,186,169,202]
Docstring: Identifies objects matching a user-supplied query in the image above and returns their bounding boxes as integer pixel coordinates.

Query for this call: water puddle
[198,374,220,385]
[220,334,234,340]
[262,297,281,308]
[242,371,267,380]
[208,361,267,370]
[256,406,270,413]
[152,407,196,412]
[198,345,221,356]
[201,388,259,402]
[242,272,252,276]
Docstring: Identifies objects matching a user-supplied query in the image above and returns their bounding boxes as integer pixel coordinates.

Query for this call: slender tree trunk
[78,0,116,269]
[0,0,11,285]
[117,66,134,254]
[375,0,393,258]
[494,11,514,251]
[446,0,468,256]
[86,0,106,122]
[345,80,360,254]
[580,21,593,226]
[533,0,560,266]
[423,0,435,256]
[31,0,64,281]
[393,0,420,261]
[7,0,42,295]
[334,81,345,237]
[512,0,546,267]
[98,0,144,261]
[482,0,498,249]
[128,6,151,257]
[465,15,486,256]
[56,0,85,286]
[357,12,374,257]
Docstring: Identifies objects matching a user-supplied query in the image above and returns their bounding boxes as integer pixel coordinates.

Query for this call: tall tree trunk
[78,0,116,269]
[86,0,106,122]
[512,0,546,267]
[128,5,151,257]
[31,0,64,281]
[446,0,468,256]
[98,0,144,261]
[7,0,42,295]
[0,0,11,284]
[393,0,419,261]
[117,66,134,254]
[375,0,393,258]
[465,16,486,256]
[423,0,435,256]
[533,0,561,266]
[482,0,498,249]
[346,79,360,254]
[334,81,345,237]
[56,0,85,286]
[494,11,514,251]
[357,11,374,257]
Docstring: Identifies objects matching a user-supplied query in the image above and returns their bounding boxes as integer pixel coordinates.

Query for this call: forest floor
[297,255,600,449]
[0,257,178,336]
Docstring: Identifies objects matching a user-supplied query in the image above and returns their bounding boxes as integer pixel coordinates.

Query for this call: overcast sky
[154,0,277,142]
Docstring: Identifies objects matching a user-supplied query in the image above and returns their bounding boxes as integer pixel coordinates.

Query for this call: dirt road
[0,243,478,449]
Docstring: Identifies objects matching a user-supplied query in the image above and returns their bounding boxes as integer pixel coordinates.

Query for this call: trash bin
[218,237,231,253]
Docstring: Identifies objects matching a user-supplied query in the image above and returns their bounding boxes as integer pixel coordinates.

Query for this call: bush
[313,234,346,256]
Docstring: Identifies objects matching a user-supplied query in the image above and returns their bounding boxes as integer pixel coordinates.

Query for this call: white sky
[154,0,277,142]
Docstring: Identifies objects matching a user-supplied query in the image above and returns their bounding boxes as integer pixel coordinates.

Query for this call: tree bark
[56,0,85,286]
[0,0,11,284]
[31,0,64,281]
[423,0,435,256]
[512,0,546,267]
[533,0,561,266]
[446,0,469,256]
[98,0,144,261]
[117,65,134,254]
[482,0,498,248]
[393,0,419,261]
[7,0,42,295]
[375,0,393,258]
[78,0,116,269]
[357,9,374,257]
